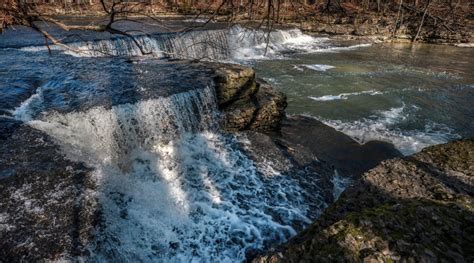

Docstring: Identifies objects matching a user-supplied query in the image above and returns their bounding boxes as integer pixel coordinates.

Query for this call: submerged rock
[253,139,474,263]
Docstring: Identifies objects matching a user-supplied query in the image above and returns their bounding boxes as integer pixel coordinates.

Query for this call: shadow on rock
[253,139,474,262]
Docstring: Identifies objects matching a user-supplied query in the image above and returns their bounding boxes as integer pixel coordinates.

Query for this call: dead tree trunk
[413,0,431,42]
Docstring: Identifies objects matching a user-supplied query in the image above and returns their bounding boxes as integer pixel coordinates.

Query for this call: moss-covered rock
[254,139,474,263]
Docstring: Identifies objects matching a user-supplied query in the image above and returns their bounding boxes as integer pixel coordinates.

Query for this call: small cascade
[62,30,231,60]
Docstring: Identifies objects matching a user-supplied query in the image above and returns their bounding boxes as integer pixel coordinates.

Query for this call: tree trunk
[413,0,431,42]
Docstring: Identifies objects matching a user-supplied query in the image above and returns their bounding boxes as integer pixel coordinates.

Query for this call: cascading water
[20,25,332,61]
[20,83,321,262]
[64,30,231,60]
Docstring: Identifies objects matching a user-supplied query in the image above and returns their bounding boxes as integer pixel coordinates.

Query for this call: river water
[254,42,474,155]
[0,24,472,262]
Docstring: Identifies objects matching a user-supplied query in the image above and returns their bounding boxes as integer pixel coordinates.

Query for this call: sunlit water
[254,43,474,155]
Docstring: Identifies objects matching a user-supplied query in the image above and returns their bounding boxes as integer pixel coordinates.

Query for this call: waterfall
[22,84,320,262]
[28,86,219,167]
[21,25,329,61]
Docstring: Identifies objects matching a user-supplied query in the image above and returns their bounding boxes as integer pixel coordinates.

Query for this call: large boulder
[220,81,287,132]
[211,63,287,132]
[212,63,258,105]
[275,115,402,177]
[253,139,474,263]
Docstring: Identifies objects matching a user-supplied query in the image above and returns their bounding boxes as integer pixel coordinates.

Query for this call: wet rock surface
[0,57,216,119]
[274,115,402,177]
[0,120,98,261]
[253,139,474,263]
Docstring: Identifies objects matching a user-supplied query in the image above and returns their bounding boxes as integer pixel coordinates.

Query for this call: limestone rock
[212,63,257,106]
[211,63,287,132]
[220,81,287,132]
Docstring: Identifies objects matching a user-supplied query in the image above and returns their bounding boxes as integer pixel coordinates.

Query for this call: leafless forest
[1,0,472,46]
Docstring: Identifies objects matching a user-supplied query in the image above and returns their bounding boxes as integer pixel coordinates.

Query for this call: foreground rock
[0,118,98,261]
[254,139,474,262]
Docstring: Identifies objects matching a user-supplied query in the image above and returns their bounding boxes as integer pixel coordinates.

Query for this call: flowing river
[254,42,474,155]
[0,23,472,262]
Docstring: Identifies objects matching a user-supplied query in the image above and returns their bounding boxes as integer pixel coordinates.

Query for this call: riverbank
[19,0,474,46]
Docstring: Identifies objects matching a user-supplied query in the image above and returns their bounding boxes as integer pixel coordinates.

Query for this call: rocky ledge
[254,139,474,262]
[0,118,98,260]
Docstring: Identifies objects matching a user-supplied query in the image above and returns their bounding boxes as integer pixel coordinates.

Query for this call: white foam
[12,89,43,121]
[13,75,78,121]
[182,18,210,23]
[332,170,351,200]
[314,43,372,53]
[319,105,461,155]
[228,26,329,61]
[85,132,311,262]
[302,64,335,72]
[26,86,318,262]
[308,90,383,101]
[292,65,304,71]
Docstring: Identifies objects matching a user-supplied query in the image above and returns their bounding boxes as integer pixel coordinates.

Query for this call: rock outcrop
[211,63,287,132]
[253,139,474,263]
[0,118,98,261]
[273,115,402,177]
